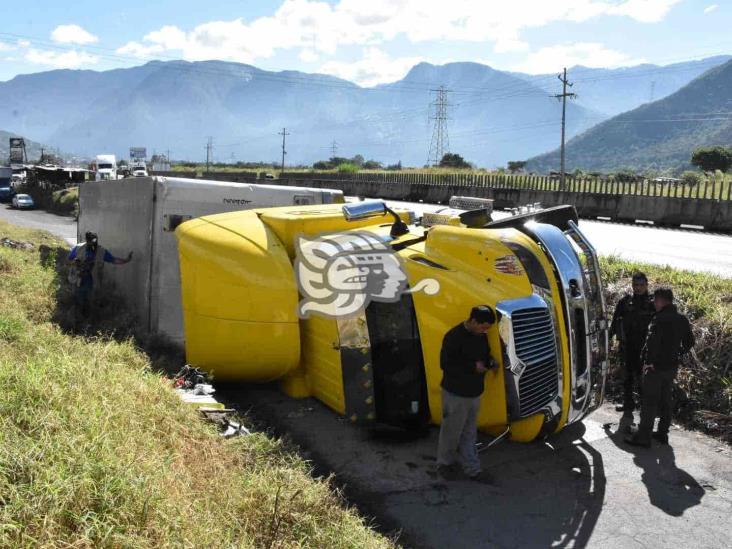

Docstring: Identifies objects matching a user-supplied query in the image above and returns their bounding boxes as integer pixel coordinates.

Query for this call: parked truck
[78,176,344,345]
[176,201,609,442]
[0,167,13,202]
[95,154,117,181]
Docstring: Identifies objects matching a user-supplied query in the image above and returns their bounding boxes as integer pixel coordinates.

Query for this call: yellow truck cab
[176,202,608,442]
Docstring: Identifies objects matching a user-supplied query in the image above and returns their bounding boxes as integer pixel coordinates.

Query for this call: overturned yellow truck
[176,201,608,442]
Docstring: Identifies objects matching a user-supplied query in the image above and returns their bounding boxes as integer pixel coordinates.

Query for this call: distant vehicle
[263,173,275,179]
[0,185,13,203]
[11,193,34,209]
[95,154,117,181]
[0,167,13,202]
[132,163,148,177]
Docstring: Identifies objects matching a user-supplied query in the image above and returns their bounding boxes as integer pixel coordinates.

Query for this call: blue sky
[0,1,730,85]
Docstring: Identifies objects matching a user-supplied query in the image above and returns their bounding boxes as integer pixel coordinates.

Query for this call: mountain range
[513,55,730,117]
[526,58,732,174]
[0,56,729,169]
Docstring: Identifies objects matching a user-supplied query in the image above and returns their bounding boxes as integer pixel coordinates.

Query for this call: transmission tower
[330,139,339,158]
[427,86,451,165]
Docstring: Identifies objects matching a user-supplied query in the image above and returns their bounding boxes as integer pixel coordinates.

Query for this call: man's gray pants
[437,388,481,476]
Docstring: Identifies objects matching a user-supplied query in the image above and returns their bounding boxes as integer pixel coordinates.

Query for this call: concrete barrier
[282,177,732,232]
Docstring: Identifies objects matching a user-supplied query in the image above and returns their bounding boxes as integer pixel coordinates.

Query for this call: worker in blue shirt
[68,231,132,317]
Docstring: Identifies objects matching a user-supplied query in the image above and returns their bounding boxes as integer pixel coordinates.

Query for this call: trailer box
[78,176,344,344]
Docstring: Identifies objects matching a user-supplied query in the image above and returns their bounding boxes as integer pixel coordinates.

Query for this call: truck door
[365,294,429,429]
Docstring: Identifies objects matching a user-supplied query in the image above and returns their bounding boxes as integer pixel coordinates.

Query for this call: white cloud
[116,41,165,59]
[703,4,718,14]
[0,42,14,52]
[17,39,31,48]
[25,48,99,69]
[51,24,98,45]
[115,0,681,65]
[605,0,682,23]
[512,42,646,74]
[298,48,319,63]
[319,47,423,86]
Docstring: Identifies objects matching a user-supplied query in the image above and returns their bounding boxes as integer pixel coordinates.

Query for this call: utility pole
[555,68,576,189]
[205,137,213,172]
[278,128,290,171]
[427,86,451,165]
[330,139,339,159]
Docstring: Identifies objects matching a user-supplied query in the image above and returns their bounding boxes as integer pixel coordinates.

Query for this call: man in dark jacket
[610,272,655,413]
[626,288,694,447]
[437,305,497,482]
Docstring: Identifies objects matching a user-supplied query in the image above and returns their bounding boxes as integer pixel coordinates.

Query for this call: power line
[555,68,576,189]
[427,86,451,165]
[278,127,290,171]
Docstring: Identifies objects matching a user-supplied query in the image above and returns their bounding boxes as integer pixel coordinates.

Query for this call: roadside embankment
[601,256,732,440]
[0,220,394,548]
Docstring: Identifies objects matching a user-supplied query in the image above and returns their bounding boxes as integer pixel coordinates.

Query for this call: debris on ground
[173,364,250,438]
[1,237,34,250]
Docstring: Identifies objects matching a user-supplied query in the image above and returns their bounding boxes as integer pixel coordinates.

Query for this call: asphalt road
[223,385,731,549]
[0,203,77,245]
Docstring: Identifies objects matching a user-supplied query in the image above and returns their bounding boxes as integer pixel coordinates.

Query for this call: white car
[11,194,34,209]
[133,167,148,177]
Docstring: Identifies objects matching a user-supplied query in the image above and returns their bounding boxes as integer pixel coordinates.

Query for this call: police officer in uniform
[610,272,655,414]
[626,288,694,447]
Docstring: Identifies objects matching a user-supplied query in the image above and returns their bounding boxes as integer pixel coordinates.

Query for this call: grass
[50,186,79,216]
[0,220,395,548]
[600,256,732,432]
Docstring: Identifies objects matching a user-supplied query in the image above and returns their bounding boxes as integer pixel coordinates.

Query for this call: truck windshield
[98,163,113,169]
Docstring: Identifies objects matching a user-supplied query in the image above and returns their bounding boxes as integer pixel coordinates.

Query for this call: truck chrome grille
[512,307,559,417]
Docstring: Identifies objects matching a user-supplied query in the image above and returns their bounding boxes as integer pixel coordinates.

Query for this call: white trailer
[78,176,344,345]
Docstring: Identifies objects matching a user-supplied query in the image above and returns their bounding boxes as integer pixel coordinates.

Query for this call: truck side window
[164,214,192,232]
[293,195,313,205]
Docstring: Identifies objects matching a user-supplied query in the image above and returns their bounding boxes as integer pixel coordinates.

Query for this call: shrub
[681,171,704,187]
[336,162,359,174]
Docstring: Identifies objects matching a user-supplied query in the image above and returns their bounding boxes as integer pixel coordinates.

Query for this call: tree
[439,153,471,169]
[363,159,382,170]
[507,160,527,173]
[691,146,732,173]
